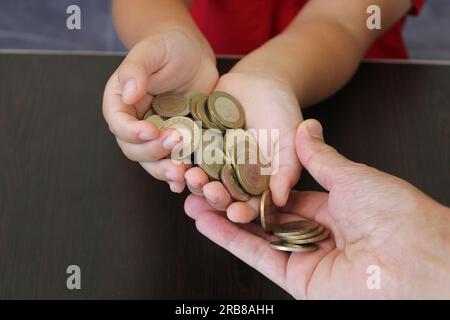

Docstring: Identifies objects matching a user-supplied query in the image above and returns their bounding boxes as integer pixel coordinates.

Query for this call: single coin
[208,109,229,131]
[143,109,155,120]
[199,128,224,151]
[224,129,257,159]
[227,139,260,173]
[260,189,276,233]
[269,241,318,253]
[195,146,225,181]
[160,116,201,159]
[196,95,224,130]
[234,149,270,196]
[285,229,330,245]
[273,220,319,237]
[204,103,227,131]
[278,225,325,241]
[189,93,208,123]
[194,129,225,180]
[221,164,251,202]
[145,114,165,127]
[208,91,245,129]
[152,93,190,117]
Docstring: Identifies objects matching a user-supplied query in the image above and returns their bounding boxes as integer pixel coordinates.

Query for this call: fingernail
[306,120,323,140]
[123,79,137,103]
[190,181,201,188]
[163,131,183,150]
[165,170,179,182]
[168,181,177,192]
[209,196,220,204]
[139,131,153,141]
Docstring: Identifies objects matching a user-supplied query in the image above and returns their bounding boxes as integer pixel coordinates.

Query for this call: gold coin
[194,129,225,180]
[278,225,325,241]
[145,114,165,127]
[189,93,208,123]
[152,93,190,118]
[286,229,330,245]
[204,103,227,131]
[221,164,251,202]
[224,129,257,161]
[196,95,224,130]
[273,220,319,237]
[195,150,225,180]
[160,116,201,160]
[143,109,155,120]
[208,91,245,129]
[228,140,260,173]
[269,241,318,253]
[234,149,270,196]
[260,189,276,233]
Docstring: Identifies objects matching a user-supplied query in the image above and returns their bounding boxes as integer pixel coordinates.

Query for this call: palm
[215,72,303,206]
[281,168,422,299]
[185,165,422,299]
[281,192,386,300]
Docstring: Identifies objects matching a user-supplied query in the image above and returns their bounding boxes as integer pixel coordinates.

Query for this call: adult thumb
[296,119,356,191]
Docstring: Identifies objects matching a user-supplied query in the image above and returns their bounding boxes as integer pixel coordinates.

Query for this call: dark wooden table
[0,53,448,299]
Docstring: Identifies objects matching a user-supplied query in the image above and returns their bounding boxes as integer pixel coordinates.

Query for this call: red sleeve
[410,0,425,15]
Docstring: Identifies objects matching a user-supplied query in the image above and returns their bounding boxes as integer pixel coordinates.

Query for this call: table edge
[0,49,449,66]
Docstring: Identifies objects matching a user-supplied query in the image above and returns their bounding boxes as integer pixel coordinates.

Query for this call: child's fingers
[168,181,186,194]
[134,94,153,119]
[116,129,183,162]
[185,167,209,196]
[140,159,187,183]
[226,198,260,223]
[184,194,224,220]
[203,181,232,211]
[103,72,159,144]
[270,139,301,207]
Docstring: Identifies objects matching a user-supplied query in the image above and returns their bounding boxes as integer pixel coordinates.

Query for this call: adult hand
[184,119,450,299]
[103,30,218,193]
[185,70,303,220]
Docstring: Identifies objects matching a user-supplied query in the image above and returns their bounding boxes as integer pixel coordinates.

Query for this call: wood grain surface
[0,53,448,299]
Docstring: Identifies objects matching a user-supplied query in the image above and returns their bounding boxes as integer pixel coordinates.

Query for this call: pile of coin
[260,189,330,253]
[144,91,270,198]
[145,91,329,253]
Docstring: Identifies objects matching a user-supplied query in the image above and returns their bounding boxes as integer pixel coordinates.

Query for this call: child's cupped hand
[103,30,218,192]
[185,71,303,222]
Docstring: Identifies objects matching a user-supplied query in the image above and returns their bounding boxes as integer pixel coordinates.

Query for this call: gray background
[0,0,449,59]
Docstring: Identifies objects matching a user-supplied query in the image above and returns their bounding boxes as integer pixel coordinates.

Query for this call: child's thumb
[117,37,167,105]
[117,56,150,105]
[296,119,354,191]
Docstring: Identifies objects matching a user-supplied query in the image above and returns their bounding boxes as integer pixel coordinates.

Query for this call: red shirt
[191,0,425,59]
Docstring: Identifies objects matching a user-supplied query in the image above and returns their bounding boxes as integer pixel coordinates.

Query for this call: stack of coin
[143,91,270,198]
[146,92,329,253]
[260,189,330,253]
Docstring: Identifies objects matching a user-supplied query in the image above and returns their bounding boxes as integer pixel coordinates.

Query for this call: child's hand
[103,30,218,192]
[185,71,303,220]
